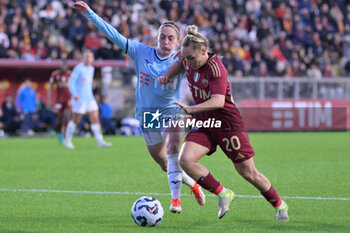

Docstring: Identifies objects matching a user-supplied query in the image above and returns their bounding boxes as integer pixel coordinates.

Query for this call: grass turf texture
[0,132,349,233]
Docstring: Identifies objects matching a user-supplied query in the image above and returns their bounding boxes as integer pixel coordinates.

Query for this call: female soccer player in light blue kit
[64,50,112,149]
[73,1,205,212]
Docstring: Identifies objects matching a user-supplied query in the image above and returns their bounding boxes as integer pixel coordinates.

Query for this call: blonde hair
[182,25,210,51]
[159,21,180,39]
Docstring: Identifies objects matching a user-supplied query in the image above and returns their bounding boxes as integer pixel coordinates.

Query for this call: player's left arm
[174,94,224,114]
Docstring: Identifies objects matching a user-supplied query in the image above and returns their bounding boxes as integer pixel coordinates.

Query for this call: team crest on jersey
[202,78,208,87]
[194,72,200,82]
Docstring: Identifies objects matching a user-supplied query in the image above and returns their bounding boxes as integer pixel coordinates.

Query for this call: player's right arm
[159,60,185,85]
[68,67,79,101]
[74,1,128,53]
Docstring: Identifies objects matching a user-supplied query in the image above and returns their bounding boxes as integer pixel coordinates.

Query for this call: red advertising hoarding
[240,99,350,131]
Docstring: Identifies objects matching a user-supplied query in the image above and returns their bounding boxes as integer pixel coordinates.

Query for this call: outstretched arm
[159,60,185,84]
[74,1,128,52]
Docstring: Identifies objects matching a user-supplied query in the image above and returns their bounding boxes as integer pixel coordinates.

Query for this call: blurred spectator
[2,95,21,135]
[0,25,10,58]
[1,0,350,77]
[307,64,323,79]
[97,39,123,60]
[68,18,85,48]
[35,94,57,134]
[16,79,37,136]
[99,95,117,135]
[84,31,101,56]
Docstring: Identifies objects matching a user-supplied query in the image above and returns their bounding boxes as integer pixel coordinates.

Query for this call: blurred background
[0,0,349,138]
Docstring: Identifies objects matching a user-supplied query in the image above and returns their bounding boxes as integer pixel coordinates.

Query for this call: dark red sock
[197,172,223,195]
[261,186,282,207]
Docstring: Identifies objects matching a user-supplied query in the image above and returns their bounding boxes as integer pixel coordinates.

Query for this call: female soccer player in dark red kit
[159,25,289,221]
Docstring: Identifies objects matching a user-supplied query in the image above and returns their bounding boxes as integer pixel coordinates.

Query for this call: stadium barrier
[240,99,349,131]
[230,78,350,131]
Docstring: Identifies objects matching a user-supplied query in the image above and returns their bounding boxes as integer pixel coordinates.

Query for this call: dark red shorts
[184,127,255,163]
[55,101,71,114]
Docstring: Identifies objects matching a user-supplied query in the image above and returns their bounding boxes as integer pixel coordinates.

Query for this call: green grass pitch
[0,132,349,233]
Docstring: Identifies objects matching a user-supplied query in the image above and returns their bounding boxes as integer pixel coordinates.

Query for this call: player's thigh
[179,141,210,167]
[180,129,215,164]
[147,142,166,159]
[73,113,84,124]
[216,131,255,164]
[63,107,72,122]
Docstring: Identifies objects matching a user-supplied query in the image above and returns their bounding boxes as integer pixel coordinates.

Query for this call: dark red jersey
[50,70,71,103]
[181,54,245,131]
[182,54,254,162]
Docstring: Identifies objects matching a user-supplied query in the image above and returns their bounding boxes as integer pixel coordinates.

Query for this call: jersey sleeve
[84,9,142,61]
[68,67,79,97]
[208,59,228,95]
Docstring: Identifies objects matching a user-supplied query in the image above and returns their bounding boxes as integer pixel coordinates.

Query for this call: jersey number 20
[222,136,241,151]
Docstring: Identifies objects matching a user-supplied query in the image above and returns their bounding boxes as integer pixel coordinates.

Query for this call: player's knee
[166,138,181,154]
[179,155,192,171]
[167,143,179,154]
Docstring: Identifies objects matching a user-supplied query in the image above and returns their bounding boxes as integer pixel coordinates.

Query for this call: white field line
[0,188,349,201]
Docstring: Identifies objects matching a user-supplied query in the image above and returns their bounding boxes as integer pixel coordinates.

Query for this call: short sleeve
[208,60,228,95]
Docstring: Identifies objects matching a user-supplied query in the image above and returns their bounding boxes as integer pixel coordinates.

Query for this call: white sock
[91,123,104,144]
[182,170,195,188]
[218,187,227,196]
[167,154,182,200]
[65,121,76,144]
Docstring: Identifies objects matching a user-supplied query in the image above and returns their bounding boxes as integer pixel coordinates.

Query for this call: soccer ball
[131,196,164,227]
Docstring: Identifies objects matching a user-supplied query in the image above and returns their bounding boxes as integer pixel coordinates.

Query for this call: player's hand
[173,101,192,114]
[158,75,172,85]
[73,1,91,14]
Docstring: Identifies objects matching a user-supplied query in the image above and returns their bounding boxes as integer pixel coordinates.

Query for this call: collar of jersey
[154,48,174,61]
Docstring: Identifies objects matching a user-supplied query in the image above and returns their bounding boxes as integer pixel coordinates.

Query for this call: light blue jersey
[68,63,95,103]
[85,10,183,122]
